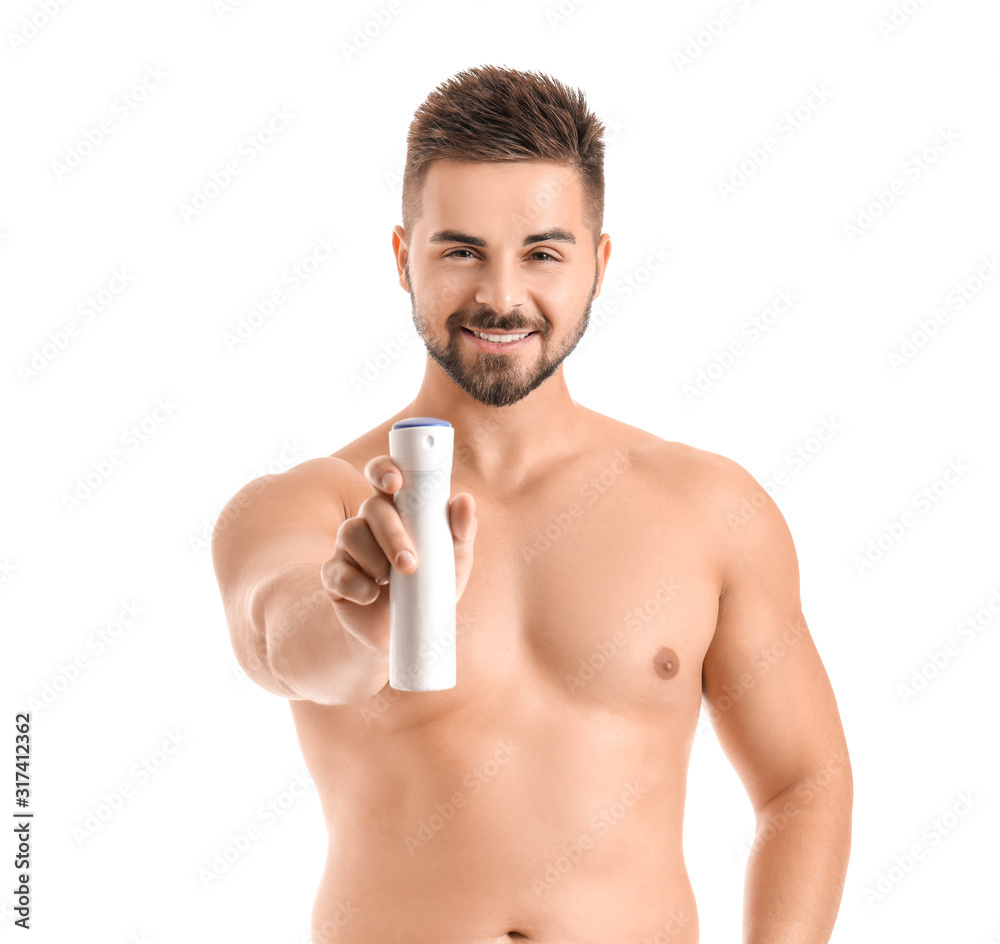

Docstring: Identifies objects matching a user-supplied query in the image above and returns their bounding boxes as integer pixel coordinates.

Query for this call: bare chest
[452,457,721,719]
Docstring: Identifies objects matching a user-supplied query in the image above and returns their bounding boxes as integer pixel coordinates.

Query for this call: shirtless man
[211,66,852,943]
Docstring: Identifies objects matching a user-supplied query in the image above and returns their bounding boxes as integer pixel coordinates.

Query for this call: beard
[406,262,599,408]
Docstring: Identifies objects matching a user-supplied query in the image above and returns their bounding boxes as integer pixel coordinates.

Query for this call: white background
[2,0,999,941]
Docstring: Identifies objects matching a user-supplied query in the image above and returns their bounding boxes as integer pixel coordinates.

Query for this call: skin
[212,160,852,943]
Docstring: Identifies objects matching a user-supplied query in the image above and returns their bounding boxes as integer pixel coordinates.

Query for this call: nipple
[652,646,679,680]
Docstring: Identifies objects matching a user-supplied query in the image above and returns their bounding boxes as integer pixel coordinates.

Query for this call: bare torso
[294,408,726,944]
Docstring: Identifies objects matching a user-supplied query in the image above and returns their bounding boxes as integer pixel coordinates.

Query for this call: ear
[392,225,409,291]
[593,232,612,299]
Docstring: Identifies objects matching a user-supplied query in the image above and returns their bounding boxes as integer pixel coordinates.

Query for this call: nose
[474,256,527,314]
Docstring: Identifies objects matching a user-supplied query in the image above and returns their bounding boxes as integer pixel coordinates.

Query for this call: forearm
[743,761,853,944]
[249,562,389,705]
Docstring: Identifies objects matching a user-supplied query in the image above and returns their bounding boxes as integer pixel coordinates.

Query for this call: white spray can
[388,417,456,691]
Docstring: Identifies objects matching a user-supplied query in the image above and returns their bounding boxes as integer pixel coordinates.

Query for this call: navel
[652,646,679,680]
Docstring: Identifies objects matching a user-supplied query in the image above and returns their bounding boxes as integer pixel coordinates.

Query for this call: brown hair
[401,65,606,250]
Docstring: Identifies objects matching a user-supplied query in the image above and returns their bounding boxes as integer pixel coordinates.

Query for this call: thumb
[449,492,477,596]
[449,491,477,545]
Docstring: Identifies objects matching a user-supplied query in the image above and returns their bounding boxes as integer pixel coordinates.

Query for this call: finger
[358,492,418,573]
[321,556,381,605]
[450,492,477,587]
[336,516,392,585]
[449,492,477,544]
[363,455,403,496]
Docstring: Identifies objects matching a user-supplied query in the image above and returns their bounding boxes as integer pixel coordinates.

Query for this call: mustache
[459,319,541,333]
[465,325,536,333]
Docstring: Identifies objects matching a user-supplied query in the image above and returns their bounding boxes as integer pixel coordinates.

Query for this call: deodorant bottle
[388,417,456,691]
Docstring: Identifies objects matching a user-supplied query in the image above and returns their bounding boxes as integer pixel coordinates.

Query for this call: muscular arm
[701,458,852,944]
[210,458,389,705]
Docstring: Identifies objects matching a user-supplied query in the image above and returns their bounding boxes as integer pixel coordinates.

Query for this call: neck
[401,355,585,490]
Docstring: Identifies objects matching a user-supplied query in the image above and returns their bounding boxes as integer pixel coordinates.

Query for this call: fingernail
[375,573,389,585]
[380,473,393,490]
[396,550,415,569]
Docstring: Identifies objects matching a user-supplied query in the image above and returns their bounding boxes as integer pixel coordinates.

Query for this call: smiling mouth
[462,326,537,344]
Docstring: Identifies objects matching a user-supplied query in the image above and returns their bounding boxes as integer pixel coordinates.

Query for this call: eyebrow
[428,228,577,248]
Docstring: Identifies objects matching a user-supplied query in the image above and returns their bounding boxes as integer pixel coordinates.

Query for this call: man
[211,65,852,943]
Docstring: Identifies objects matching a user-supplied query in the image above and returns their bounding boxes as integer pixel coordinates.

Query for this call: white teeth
[471,330,531,343]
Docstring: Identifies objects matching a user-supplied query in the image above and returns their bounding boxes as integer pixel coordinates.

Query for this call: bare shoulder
[217,455,363,521]
[590,411,753,504]
[210,456,368,574]
[597,418,787,595]
[630,432,800,594]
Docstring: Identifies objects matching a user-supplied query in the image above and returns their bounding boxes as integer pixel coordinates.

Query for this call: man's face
[394,160,609,408]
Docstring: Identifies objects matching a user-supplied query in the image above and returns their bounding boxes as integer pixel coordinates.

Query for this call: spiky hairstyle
[401,65,606,249]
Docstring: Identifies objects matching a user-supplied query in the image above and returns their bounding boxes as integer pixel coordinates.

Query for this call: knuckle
[337,515,366,547]
[364,455,394,485]
[358,494,387,518]
[321,557,345,589]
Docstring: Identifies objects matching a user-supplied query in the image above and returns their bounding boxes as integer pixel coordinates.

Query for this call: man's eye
[444,250,558,261]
